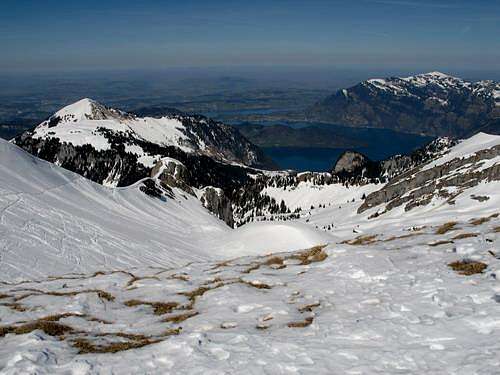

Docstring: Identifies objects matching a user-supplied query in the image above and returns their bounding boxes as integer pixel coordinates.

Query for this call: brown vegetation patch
[0,321,74,338]
[163,311,199,324]
[1,302,28,312]
[72,337,160,354]
[297,302,320,313]
[123,300,178,315]
[448,260,487,275]
[289,245,328,265]
[494,226,500,233]
[452,233,479,240]
[383,233,423,242]
[240,279,272,290]
[264,256,284,266]
[168,274,190,282]
[428,240,454,247]
[470,217,491,226]
[287,316,313,328]
[435,222,458,235]
[343,235,378,246]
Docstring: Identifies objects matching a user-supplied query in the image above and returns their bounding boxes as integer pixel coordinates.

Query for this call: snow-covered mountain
[308,72,500,137]
[1,131,500,373]
[13,98,275,187]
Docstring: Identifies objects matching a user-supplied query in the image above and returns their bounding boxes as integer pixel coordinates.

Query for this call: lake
[262,128,433,171]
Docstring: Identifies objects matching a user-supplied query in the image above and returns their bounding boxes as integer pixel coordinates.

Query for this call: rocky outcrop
[334,151,369,174]
[200,187,235,228]
[152,158,194,195]
[359,144,500,214]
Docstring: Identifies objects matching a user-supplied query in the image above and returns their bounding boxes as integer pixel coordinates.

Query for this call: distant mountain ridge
[308,72,500,137]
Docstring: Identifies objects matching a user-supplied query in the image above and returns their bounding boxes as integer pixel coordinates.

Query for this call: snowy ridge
[422,132,500,170]
[18,98,273,172]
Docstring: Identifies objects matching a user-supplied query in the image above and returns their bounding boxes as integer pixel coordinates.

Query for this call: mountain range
[308,71,500,137]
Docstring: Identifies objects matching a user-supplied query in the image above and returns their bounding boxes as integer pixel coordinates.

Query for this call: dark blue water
[263,128,432,172]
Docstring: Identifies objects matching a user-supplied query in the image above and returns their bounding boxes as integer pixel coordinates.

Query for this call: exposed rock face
[200,187,235,228]
[358,144,500,214]
[308,72,500,137]
[152,158,194,195]
[334,151,369,174]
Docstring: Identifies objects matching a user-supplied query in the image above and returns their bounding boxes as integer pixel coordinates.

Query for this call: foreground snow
[1,213,499,373]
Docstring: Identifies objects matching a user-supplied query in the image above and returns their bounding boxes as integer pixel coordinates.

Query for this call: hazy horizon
[1,0,499,73]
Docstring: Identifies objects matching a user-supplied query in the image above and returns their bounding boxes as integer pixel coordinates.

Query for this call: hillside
[0,139,326,281]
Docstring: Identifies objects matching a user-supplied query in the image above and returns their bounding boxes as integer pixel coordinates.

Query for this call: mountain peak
[52,98,128,122]
[54,98,100,120]
[421,71,452,78]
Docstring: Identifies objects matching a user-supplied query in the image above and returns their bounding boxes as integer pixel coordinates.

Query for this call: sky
[0,0,499,73]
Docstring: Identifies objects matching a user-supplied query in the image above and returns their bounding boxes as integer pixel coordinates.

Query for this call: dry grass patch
[428,240,454,247]
[448,260,487,275]
[435,222,458,235]
[343,235,378,246]
[470,217,491,226]
[493,226,500,233]
[452,233,479,240]
[240,279,272,290]
[289,245,328,265]
[297,302,320,313]
[0,321,74,338]
[163,311,199,324]
[0,293,10,300]
[1,302,28,312]
[123,300,178,315]
[264,256,284,266]
[168,274,190,282]
[287,316,313,328]
[383,233,423,242]
[72,337,160,354]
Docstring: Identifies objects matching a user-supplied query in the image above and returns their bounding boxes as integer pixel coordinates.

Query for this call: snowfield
[1,133,500,374]
[0,139,326,282]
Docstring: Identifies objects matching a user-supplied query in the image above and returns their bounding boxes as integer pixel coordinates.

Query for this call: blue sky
[1,0,499,72]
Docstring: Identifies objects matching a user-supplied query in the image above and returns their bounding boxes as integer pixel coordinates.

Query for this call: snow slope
[0,139,330,282]
[1,213,499,373]
[0,138,229,281]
